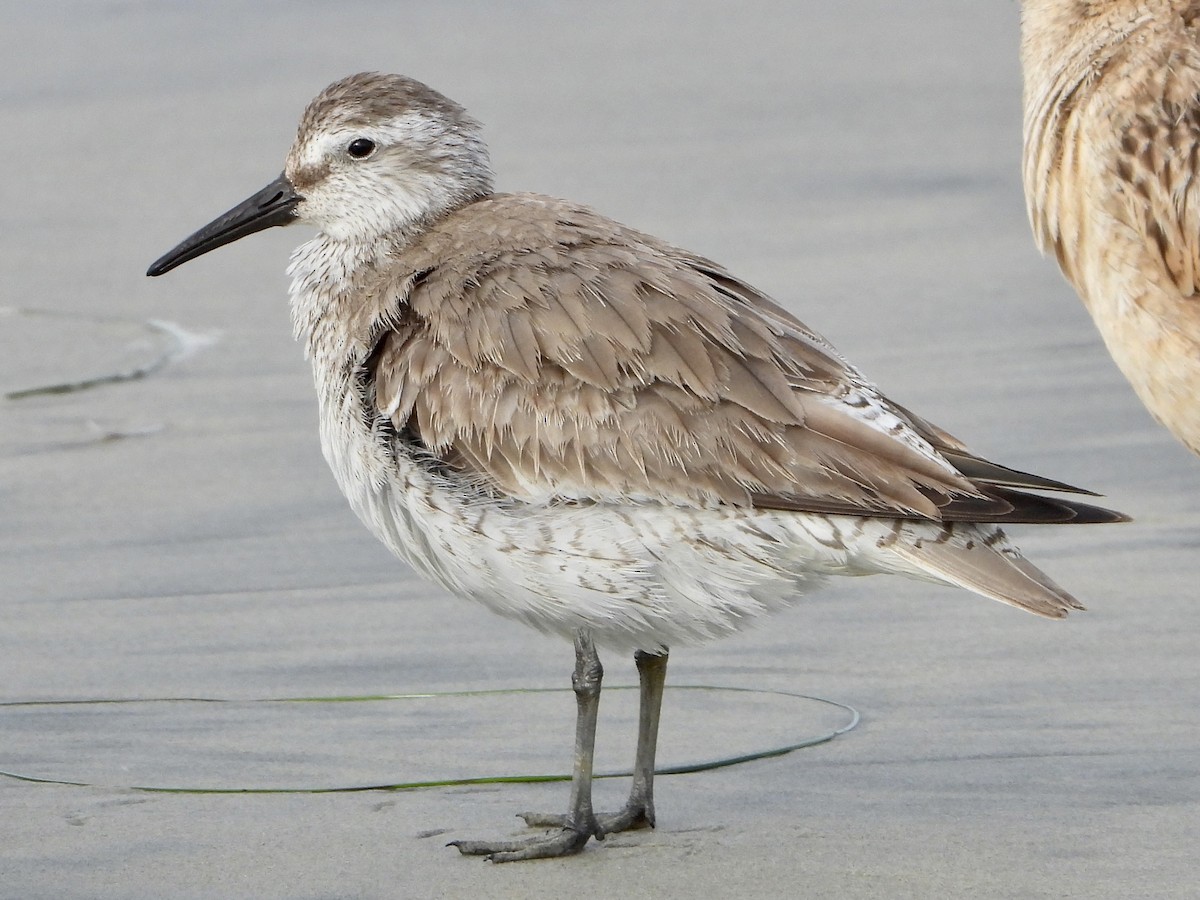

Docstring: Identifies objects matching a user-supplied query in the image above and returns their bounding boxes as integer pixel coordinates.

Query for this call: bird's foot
[519,798,655,835]
[449,819,597,862]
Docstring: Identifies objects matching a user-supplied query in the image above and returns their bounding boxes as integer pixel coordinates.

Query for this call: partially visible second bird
[1023,0,1200,454]
[148,72,1125,861]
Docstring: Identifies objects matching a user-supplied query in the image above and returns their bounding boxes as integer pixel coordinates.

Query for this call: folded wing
[368,194,1124,526]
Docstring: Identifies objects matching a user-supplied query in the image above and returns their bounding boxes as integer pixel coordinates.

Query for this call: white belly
[315,374,906,653]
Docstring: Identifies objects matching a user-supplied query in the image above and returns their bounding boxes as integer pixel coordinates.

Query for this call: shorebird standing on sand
[1022,0,1200,455]
[148,73,1126,862]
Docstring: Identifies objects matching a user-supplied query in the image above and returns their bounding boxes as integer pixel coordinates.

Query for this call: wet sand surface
[2,3,1197,897]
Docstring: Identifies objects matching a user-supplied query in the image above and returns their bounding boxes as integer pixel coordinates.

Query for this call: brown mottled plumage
[148,72,1125,862]
[1023,0,1200,453]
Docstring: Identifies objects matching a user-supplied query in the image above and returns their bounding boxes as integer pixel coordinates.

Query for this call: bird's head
[147,72,493,277]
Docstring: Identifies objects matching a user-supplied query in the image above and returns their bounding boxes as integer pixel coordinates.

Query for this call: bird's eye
[346,138,376,159]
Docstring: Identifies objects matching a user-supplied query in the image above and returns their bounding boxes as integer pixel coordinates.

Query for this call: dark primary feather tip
[942,452,1103,497]
[984,488,1131,525]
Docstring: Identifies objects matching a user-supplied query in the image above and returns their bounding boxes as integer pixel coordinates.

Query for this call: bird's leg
[450,630,604,862]
[521,647,668,835]
[606,647,668,831]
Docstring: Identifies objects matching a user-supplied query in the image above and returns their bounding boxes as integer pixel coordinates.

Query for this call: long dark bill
[146,173,300,277]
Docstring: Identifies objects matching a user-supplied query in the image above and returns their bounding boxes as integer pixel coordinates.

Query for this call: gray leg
[450,630,604,862]
[605,647,668,831]
[521,647,669,835]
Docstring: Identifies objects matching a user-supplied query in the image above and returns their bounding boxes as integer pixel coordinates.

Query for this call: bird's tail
[887,524,1085,619]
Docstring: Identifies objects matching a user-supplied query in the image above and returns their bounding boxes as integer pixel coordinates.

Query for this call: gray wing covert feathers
[367,193,1123,524]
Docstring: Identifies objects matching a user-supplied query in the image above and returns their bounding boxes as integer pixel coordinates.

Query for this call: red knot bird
[1023,0,1200,455]
[148,72,1127,862]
